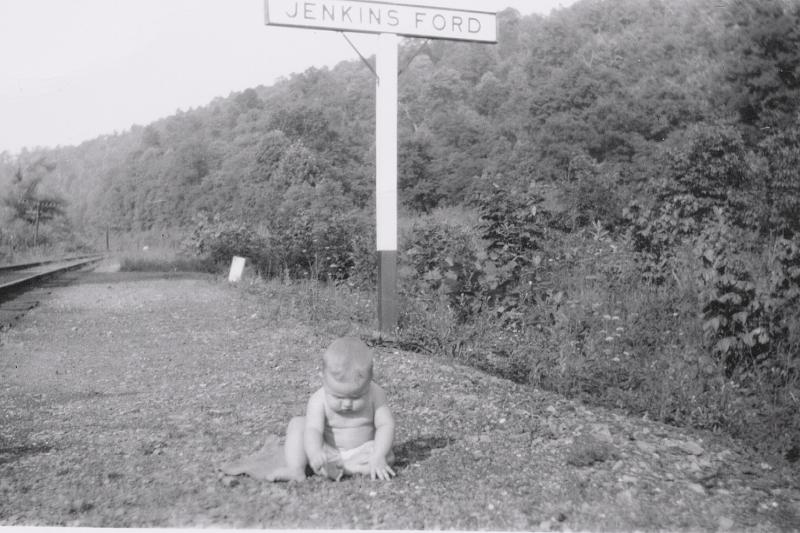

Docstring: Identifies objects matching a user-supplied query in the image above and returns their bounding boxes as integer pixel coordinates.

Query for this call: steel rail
[0,255,104,294]
[0,254,102,273]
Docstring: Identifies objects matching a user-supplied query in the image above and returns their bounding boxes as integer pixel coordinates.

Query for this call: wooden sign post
[265,0,497,337]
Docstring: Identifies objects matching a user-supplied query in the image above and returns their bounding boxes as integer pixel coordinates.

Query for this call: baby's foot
[266,466,306,482]
[319,460,344,481]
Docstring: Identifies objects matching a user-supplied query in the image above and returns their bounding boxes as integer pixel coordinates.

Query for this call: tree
[141,125,162,149]
[756,122,800,235]
[658,121,749,224]
[2,161,67,246]
[234,88,264,112]
[267,102,338,152]
[399,131,438,211]
[275,141,329,189]
[253,130,291,182]
[472,71,509,118]
[721,0,800,138]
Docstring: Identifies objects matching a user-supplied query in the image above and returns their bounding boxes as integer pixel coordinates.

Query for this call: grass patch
[117,248,216,273]
[236,275,377,340]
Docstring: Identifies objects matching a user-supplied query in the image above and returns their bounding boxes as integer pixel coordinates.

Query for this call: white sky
[0,0,575,155]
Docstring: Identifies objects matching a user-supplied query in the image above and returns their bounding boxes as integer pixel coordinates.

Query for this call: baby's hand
[309,451,327,473]
[369,453,396,481]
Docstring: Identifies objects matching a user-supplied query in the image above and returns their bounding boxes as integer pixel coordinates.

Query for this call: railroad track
[0,255,104,328]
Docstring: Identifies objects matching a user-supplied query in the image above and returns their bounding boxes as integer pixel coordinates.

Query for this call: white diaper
[320,440,375,477]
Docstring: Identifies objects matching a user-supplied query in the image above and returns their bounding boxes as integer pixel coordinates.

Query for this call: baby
[272,337,396,481]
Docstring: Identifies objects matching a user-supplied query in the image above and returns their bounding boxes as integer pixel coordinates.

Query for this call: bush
[659,121,749,224]
[119,250,216,272]
[186,213,270,271]
[266,209,372,281]
[475,186,546,318]
[400,216,485,321]
[558,154,626,231]
[693,209,800,388]
[395,201,798,462]
[0,216,93,263]
[623,195,701,284]
[345,226,377,289]
[187,208,374,283]
[695,210,770,375]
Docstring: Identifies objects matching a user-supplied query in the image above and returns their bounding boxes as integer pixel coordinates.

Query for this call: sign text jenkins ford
[265,0,497,43]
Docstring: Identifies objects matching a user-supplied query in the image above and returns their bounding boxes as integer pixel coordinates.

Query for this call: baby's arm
[370,384,396,480]
[304,389,327,472]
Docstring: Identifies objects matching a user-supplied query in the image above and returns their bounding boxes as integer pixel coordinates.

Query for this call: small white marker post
[264,0,497,337]
[228,256,247,282]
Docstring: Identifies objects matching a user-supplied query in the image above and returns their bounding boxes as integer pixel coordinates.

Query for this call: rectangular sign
[265,0,497,43]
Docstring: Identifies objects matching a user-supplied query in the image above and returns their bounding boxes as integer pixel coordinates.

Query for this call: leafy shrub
[764,237,800,383]
[267,208,372,281]
[265,211,315,278]
[558,155,626,231]
[659,122,749,224]
[398,188,553,328]
[187,205,373,282]
[756,125,800,236]
[623,195,701,284]
[393,201,798,462]
[345,226,377,289]
[400,216,484,321]
[475,185,548,319]
[695,210,770,375]
[186,212,269,270]
[694,209,800,387]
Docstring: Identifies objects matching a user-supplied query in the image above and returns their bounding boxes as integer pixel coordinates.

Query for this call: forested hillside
[1,0,799,465]
[6,0,798,239]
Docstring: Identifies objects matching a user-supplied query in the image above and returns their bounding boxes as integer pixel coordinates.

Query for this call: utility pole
[34,201,41,247]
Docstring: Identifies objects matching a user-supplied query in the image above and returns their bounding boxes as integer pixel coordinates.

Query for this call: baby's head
[321,337,373,394]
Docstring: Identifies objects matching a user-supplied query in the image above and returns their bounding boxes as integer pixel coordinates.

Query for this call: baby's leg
[267,416,307,482]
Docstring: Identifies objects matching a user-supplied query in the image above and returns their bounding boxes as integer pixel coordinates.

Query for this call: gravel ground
[1,267,799,530]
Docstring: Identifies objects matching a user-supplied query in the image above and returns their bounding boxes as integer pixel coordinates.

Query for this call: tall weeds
[389,203,799,465]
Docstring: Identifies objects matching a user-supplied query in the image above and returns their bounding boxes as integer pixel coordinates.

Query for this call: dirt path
[1,269,798,529]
